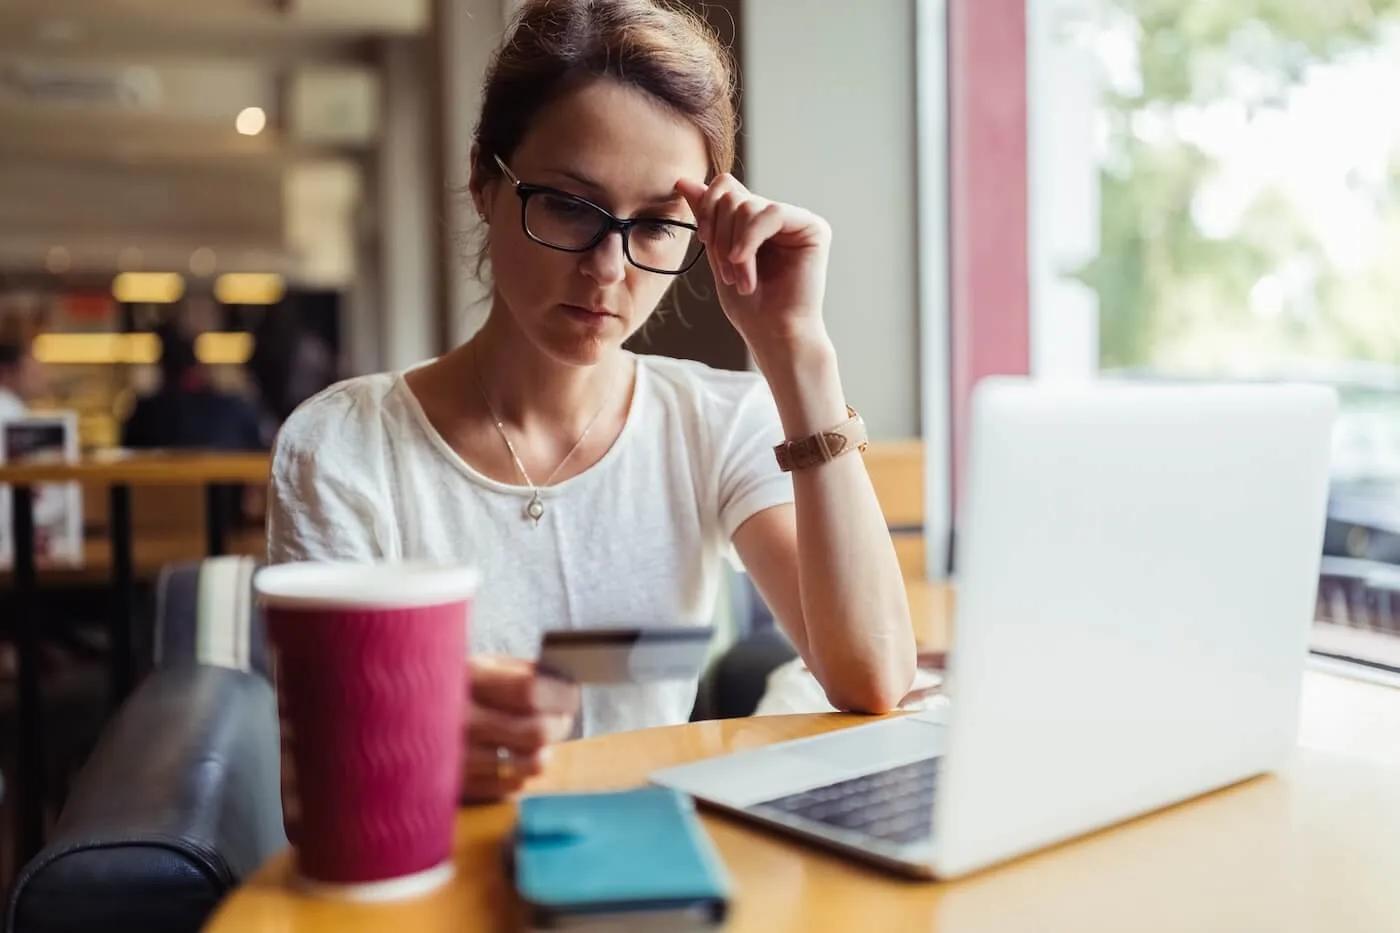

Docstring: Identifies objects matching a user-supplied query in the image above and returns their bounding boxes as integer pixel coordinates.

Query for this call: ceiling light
[195,332,255,365]
[236,106,267,136]
[112,272,185,304]
[215,273,285,306]
[32,333,161,365]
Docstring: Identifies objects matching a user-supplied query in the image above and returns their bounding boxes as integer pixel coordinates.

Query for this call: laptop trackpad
[651,717,948,808]
[789,717,948,772]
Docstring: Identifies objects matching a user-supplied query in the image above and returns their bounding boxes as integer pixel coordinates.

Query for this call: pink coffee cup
[254,561,480,901]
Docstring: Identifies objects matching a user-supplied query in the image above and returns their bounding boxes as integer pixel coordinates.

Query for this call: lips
[562,303,615,317]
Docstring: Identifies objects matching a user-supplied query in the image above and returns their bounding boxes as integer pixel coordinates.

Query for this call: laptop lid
[931,377,1337,879]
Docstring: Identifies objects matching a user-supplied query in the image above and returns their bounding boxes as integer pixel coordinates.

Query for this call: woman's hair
[473,0,738,182]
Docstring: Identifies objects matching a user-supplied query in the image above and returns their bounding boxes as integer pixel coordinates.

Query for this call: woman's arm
[677,173,916,715]
[733,333,916,714]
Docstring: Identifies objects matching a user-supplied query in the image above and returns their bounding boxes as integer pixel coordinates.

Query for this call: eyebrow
[545,168,688,208]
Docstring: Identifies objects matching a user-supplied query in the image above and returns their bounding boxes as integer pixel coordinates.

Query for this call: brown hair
[473,0,738,182]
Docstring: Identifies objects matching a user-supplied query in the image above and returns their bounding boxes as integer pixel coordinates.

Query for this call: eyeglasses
[493,155,705,276]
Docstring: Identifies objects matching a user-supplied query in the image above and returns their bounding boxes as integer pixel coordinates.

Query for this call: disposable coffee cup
[254,561,480,902]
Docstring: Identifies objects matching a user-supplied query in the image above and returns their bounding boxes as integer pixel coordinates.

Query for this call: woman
[267,0,915,801]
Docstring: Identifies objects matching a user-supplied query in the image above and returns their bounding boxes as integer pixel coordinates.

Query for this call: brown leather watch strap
[773,406,869,472]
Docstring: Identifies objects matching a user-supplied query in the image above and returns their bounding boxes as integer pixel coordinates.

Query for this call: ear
[468,143,491,222]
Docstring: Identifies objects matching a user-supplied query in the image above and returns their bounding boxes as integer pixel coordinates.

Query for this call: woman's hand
[676,175,832,357]
[461,655,580,802]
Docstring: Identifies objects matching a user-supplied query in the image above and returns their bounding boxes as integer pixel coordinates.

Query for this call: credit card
[536,626,715,685]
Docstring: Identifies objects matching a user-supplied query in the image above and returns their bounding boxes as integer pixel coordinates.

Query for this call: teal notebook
[511,786,732,929]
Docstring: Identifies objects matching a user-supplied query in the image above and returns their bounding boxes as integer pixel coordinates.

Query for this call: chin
[529,314,635,367]
[531,328,617,368]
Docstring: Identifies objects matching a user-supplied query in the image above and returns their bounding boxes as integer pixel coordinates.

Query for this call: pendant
[524,493,545,524]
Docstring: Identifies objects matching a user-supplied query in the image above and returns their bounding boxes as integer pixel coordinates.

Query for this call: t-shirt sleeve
[716,378,795,543]
[265,397,392,564]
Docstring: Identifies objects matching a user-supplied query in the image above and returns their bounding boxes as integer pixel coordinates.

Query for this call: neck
[462,302,628,434]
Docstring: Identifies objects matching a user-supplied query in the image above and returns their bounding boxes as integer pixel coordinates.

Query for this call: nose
[579,229,627,286]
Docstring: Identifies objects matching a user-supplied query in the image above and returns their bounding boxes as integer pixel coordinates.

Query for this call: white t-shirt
[266,353,795,737]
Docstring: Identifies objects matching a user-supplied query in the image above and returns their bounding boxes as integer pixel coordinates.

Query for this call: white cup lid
[254,561,481,610]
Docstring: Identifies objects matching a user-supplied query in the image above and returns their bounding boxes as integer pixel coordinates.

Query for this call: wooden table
[1,449,270,863]
[204,665,1400,932]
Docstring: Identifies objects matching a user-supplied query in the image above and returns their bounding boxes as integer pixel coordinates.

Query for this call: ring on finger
[495,745,515,782]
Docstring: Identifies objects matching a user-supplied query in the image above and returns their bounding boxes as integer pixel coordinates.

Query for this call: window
[916,0,952,578]
[1033,0,1400,670]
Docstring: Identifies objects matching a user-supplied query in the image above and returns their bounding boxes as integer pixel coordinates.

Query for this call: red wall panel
[948,0,1031,509]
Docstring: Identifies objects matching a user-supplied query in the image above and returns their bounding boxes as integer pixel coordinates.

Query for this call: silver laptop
[651,377,1338,880]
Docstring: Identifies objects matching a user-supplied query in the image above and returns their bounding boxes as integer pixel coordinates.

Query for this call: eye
[539,194,590,217]
[634,221,681,241]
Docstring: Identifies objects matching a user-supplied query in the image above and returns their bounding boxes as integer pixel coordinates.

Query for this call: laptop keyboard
[746,756,941,845]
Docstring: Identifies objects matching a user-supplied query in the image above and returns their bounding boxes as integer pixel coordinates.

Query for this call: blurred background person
[0,329,45,423]
[121,323,265,452]
[246,309,338,443]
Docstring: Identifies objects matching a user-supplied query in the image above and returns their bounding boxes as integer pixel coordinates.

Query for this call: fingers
[713,188,745,290]
[674,176,707,203]
[727,201,784,293]
[460,739,544,802]
[678,173,778,296]
[686,175,741,288]
[680,174,739,286]
[471,654,580,716]
[470,701,576,755]
[461,655,580,803]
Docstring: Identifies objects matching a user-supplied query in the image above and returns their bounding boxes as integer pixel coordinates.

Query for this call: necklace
[472,345,619,525]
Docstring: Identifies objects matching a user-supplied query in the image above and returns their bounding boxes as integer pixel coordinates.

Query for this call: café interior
[2,0,1400,930]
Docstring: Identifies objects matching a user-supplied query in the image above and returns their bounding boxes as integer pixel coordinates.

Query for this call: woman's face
[474,78,710,367]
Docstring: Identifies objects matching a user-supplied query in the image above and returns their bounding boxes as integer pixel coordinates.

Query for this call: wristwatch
[773,406,869,472]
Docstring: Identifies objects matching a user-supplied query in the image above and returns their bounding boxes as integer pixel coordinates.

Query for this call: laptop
[650,376,1338,880]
